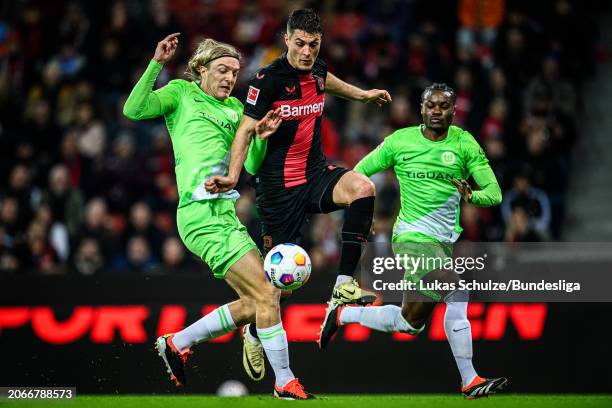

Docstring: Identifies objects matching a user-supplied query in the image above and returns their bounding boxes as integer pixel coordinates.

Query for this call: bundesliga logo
[246,86,260,105]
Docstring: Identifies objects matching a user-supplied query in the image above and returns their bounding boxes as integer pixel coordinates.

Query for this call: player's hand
[154,33,180,64]
[255,108,283,140]
[451,178,473,203]
[362,89,392,107]
[205,175,237,194]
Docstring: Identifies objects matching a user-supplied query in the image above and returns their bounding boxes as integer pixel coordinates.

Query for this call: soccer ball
[263,243,312,291]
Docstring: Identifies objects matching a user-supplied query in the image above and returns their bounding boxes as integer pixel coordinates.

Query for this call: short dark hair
[421,83,457,104]
[287,9,322,35]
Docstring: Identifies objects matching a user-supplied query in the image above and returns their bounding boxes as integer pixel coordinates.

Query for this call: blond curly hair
[186,38,241,81]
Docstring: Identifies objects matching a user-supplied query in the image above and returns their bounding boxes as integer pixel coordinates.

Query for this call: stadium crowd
[0,0,601,275]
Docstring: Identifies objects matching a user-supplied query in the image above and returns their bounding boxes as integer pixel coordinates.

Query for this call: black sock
[248,320,259,339]
[338,196,374,277]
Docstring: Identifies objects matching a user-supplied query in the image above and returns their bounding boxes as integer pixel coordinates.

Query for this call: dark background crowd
[0,0,605,275]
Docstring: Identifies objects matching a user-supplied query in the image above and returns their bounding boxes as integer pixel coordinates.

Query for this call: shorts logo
[247,86,260,105]
[263,235,273,249]
[441,151,456,165]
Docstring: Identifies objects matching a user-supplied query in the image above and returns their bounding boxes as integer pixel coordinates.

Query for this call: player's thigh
[306,166,349,213]
[331,170,375,206]
[256,187,307,253]
[225,249,280,303]
[393,233,455,302]
[177,200,258,279]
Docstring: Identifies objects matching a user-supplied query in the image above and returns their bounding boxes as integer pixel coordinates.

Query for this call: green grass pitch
[3,395,612,408]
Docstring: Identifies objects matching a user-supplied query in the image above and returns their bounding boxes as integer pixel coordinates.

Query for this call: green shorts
[177,199,258,279]
[392,232,453,301]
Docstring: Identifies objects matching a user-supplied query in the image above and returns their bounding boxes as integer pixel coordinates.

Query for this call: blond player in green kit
[123,33,314,400]
[318,83,508,399]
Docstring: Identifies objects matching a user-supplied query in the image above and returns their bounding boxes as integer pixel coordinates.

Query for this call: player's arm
[206,109,281,192]
[452,135,502,207]
[354,137,395,177]
[123,33,181,120]
[244,135,267,175]
[325,72,392,107]
[472,165,503,206]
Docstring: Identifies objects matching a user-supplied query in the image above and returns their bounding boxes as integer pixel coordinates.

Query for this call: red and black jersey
[244,53,328,190]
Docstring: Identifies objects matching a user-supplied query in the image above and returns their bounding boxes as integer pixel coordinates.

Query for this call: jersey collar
[191,81,231,105]
[419,124,456,143]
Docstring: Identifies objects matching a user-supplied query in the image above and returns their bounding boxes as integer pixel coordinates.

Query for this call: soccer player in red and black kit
[206,9,392,381]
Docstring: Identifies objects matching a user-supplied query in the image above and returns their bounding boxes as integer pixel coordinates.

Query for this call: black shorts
[254,164,349,252]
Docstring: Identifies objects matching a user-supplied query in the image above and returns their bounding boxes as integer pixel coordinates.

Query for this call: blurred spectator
[524,55,576,118]
[502,174,552,237]
[5,164,38,232]
[145,127,177,208]
[483,136,510,190]
[460,204,486,242]
[157,236,198,273]
[124,201,166,256]
[0,197,21,243]
[73,237,106,275]
[480,97,507,141]
[17,221,61,274]
[504,207,541,242]
[73,101,107,160]
[41,164,85,237]
[0,227,20,274]
[124,235,158,273]
[34,204,70,262]
[76,197,116,262]
[96,131,151,212]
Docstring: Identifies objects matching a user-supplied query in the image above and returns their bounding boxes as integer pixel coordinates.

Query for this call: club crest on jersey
[247,86,260,105]
[316,77,325,92]
[223,107,239,122]
[441,151,456,165]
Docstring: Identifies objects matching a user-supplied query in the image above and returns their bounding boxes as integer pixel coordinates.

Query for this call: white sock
[335,274,353,287]
[172,304,236,352]
[444,301,478,386]
[257,322,294,388]
[339,305,424,334]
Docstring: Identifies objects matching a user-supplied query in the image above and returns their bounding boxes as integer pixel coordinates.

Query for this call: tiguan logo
[279,101,325,118]
[407,171,455,180]
[199,111,234,131]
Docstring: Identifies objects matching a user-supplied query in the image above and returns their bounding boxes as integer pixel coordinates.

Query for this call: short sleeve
[243,69,278,120]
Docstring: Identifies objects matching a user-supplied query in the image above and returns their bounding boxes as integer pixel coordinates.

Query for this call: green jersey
[355,125,501,243]
[123,60,243,207]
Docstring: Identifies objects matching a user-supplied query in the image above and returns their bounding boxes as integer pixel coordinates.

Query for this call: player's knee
[254,282,281,310]
[351,177,375,200]
[401,306,427,330]
[239,297,257,317]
